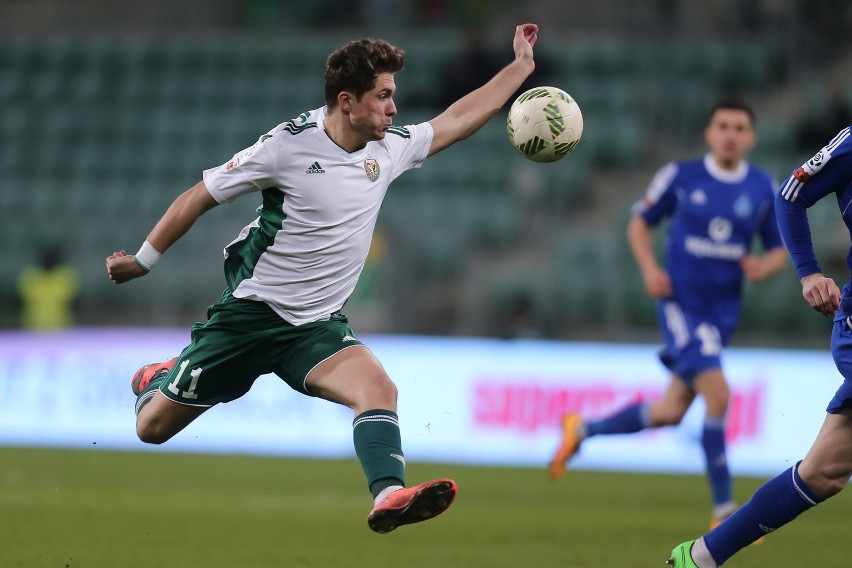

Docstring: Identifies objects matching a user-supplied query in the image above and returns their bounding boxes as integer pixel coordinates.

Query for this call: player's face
[347,72,398,142]
[704,109,756,168]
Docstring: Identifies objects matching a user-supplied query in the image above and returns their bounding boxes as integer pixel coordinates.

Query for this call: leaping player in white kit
[106,24,539,533]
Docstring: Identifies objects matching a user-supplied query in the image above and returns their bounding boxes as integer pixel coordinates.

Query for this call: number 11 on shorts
[167,359,202,400]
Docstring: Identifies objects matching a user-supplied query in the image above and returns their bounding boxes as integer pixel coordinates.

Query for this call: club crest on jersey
[364,159,380,182]
[733,194,752,218]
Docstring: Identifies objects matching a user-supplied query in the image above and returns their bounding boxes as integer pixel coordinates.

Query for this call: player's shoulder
[822,126,852,167]
[372,122,431,155]
[268,108,323,140]
[382,122,430,146]
[385,124,415,139]
[676,157,706,175]
[790,126,852,186]
[745,163,776,188]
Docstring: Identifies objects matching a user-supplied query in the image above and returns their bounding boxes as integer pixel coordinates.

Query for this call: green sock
[353,410,405,497]
[134,374,167,415]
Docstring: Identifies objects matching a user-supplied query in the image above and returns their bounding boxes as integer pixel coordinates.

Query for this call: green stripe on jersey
[283,121,317,135]
[386,126,410,138]
[224,189,286,290]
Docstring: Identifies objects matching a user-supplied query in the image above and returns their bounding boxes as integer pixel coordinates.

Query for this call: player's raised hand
[513,23,538,62]
[801,272,841,318]
[106,250,148,284]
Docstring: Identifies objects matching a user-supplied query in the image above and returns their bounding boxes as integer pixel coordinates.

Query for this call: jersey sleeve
[776,127,852,279]
[384,122,433,181]
[632,162,679,225]
[202,132,279,204]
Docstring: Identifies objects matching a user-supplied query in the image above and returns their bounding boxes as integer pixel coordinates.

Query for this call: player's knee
[136,417,175,445]
[657,412,684,426]
[373,376,398,407]
[802,463,852,499]
[652,406,687,426]
[819,468,852,498]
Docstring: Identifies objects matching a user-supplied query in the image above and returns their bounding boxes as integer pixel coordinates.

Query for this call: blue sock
[701,417,732,508]
[586,403,649,437]
[704,462,822,565]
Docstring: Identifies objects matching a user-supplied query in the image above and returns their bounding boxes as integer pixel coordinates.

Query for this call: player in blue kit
[550,100,788,528]
[667,126,852,567]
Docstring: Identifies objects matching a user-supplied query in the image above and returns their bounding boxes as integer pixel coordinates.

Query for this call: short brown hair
[324,38,405,107]
[708,98,756,127]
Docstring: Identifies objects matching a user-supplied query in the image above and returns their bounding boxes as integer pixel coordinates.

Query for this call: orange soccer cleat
[367,478,458,534]
[548,413,584,480]
[131,357,178,395]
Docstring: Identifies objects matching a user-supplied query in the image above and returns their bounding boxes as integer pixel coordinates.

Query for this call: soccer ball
[507,86,583,163]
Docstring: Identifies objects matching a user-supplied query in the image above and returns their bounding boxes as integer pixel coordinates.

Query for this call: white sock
[691,537,718,568]
[374,485,404,506]
[712,501,737,521]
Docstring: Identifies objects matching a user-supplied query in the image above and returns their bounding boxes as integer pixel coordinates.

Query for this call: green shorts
[159,292,364,407]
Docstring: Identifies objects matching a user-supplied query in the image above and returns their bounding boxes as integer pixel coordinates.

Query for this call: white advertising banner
[0,329,842,477]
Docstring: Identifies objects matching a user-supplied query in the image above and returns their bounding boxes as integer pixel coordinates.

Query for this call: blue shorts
[656,300,731,384]
[827,317,852,413]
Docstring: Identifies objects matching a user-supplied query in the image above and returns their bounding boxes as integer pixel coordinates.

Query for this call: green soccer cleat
[666,541,699,568]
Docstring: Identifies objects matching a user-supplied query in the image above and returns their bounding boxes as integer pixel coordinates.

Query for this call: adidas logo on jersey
[342,335,357,342]
[306,161,326,174]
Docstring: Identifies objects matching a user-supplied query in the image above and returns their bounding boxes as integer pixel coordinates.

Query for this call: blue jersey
[776,126,852,319]
[637,154,782,335]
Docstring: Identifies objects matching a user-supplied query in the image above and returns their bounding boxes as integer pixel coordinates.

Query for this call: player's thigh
[305,345,397,413]
[136,391,209,444]
[162,296,284,406]
[648,377,695,425]
[798,409,852,496]
[692,368,730,417]
[827,317,852,414]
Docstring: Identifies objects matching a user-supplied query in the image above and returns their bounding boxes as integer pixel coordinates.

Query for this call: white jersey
[202,107,433,325]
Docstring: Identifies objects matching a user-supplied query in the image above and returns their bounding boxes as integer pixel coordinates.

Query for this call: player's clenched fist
[800,272,841,318]
[106,250,148,284]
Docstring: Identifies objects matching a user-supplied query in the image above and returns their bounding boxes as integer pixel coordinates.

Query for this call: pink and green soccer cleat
[367,478,457,534]
[131,357,177,395]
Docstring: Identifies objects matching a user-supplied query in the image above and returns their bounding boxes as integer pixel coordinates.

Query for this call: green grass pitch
[1,447,850,567]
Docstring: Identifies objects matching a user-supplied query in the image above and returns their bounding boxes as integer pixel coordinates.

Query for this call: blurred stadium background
[4,2,852,566]
[2,0,850,343]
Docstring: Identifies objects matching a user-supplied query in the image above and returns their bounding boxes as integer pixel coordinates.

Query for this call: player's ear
[338,91,353,113]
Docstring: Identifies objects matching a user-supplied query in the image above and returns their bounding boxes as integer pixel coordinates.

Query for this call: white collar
[704,153,749,184]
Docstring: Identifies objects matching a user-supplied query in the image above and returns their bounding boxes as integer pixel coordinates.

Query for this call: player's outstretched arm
[106,180,219,284]
[427,23,537,157]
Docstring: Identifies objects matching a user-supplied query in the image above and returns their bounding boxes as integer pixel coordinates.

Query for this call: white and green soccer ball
[507,86,583,163]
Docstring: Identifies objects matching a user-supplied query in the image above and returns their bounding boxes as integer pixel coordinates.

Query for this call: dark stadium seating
[0,33,804,335]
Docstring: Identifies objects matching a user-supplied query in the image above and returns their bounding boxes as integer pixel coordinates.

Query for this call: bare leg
[647,375,696,426]
[136,392,209,444]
